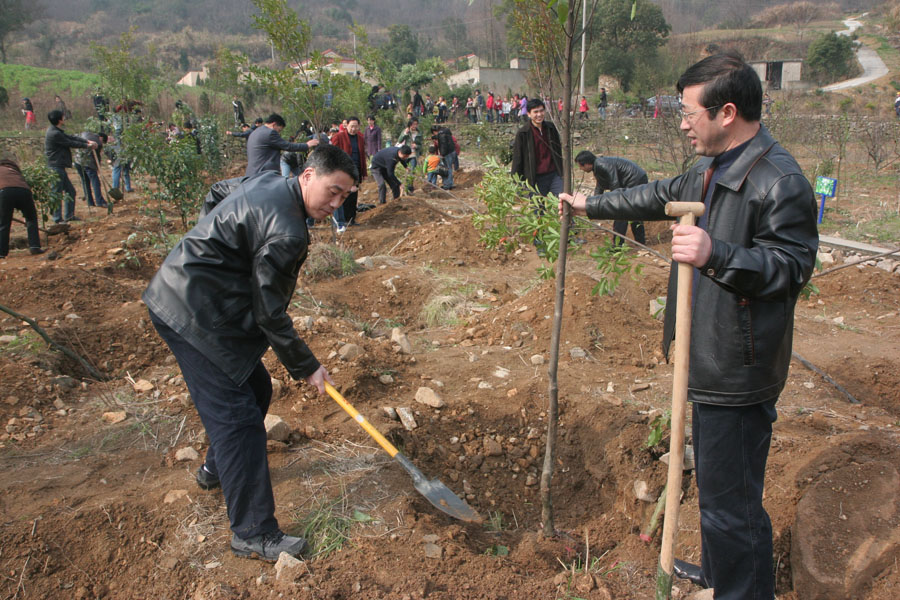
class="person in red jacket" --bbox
[330,116,367,230]
[486,92,495,123]
[579,96,589,120]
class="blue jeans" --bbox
[441,152,455,188]
[149,310,279,539]
[51,166,77,222]
[112,164,132,192]
[76,164,106,207]
[692,399,777,600]
[426,172,438,185]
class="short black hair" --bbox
[407,118,418,127]
[306,144,359,182]
[48,110,64,125]
[253,117,264,125]
[99,132,109,143]
[526,98,545,112]
[347,116,360,124]
[367,114,376,121]
[265,113,286,127]
[575,150,596,166]
[677,50,762,122]
[398,145,412,156]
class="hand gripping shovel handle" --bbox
[656,202,705,600]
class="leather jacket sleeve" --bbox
[251,236,320,379]
[702,173,817,301]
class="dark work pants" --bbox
[149,310,278,540]
[333,190,358,226]
[51,166,77,222]
[613,220,646,245]
[0,187,41,256]
[372,168,400,204]
[692,399,777,600]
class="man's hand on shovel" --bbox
[670,223,712,267]
[305,365,334,395]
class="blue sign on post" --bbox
[814,176,837,224]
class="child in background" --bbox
[425,146,441,186]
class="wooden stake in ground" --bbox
[656,201,705,599]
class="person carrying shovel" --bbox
[560,51,818,599]
[143,145,358,561]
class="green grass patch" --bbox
[302,243,360,280]
[290,495,372,559]
[0,331,46,356]
[0,63,102,100]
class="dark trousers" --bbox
[334,190,358,226]
[692,399,777,600]
[372,168,400,204]
[535,171,564,197]
[0,187,41,256]
[613,220,646,245]
[149,310,279,540]
[51,166,77,222]
[75,164,106,207]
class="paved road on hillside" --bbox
[821,14,889,91]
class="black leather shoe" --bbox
[29,248,46,255]
[231,531,307,561]
[673,559,710,588]
[195,465,220,490]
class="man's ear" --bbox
[720,103,739,126]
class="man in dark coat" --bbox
[331,116,367,229]
[510,98,563,197]
[143,145,358,562]
[245,113,319,176]
[575,150,647,246]
[431,124,456,190]
[45,110,97,223]
[561,52,818,599]
[370,145,411,205]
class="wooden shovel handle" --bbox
[325,382,399,458]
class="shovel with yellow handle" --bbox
[324,382,482,524]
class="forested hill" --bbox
[4,0,884,75]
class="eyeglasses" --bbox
[678,105,721,122]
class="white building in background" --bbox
[177,66,209,87]
[749,59,805,91]
[445,54,531,95]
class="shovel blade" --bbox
[395,453,482,523]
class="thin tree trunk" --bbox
[540,4,576,538]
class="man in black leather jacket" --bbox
[143,145,358,561]
[561,52,818,599]
[575,150,648,246]
[45,110,97,223]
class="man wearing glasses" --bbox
[560,51,818,599]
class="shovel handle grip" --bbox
[325,382,399,458]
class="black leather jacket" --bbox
[585,125,818,406]
[45,125,89,168]
[143,172,319,385]
[591,156,648,193]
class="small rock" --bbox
[270,378,283,399]
[574,573,596,593]
[630,383,651,393]
[264,414,291,442]
[876,259,896,273]
[422,534,439,543]
[379,374,394,384]
[415,387,445,408]
[832,316,844,325]
[477,381,493,390]
[396,407,418,430]
[525,474,538,486]
[274,552,305,581]
[660,445,695,471]
[483,437,503,457]
[5,396,20,406]
[175,447,200,462]
[633,480,656,502]
[816,251,835,266]
[685,589,714,600]
[423,543,442,559]
[0,335,16,344]
[102,411,127,424]
[391,328,414,354]
[492,366,510,378]
[530,354,545,365]
[163,489,189,504]
[339,343,363,361]
[52,376,78,389]
[606,382,615,392]
[569,347,587,359]
[506,388,518,398]
[355,256,374,269]
[65,313,81,320]
[603,394,622,407]
[382,406,398,420]
[133,379,154,392]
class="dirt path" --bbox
[0,170,897,599]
